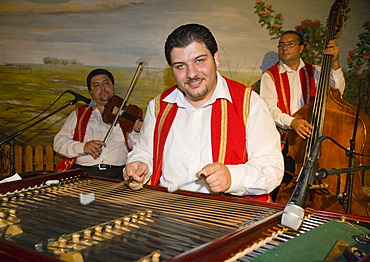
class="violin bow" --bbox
[103,61,144,143]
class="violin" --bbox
[102,95,143,133]
[101,62,144,143]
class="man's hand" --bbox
[133,119,143,133]
[83,140,106,159]
[323,39,340,70]
[196,163,231,193]
[290,118,313,139]
[123,161,149,190]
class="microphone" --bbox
[65,90,96,107]
[281,136,327,230]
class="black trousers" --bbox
[71,164,125,181]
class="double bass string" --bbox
[305,22,336,162]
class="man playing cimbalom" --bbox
[124,23,284,201]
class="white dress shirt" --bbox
[53,107,139,166]
[127,72,284,196]
[260,59,346,129]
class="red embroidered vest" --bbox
[266,62,316,149]
[55,105,93,171]
[266,62,316,115]
[55,105,131,171]
[151,77,271,202]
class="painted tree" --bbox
[254,1,325,65]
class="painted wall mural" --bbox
[0,0,369,146]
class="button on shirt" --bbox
[54,107,139,166]
[127,72,284,196]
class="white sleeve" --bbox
[226,92,284,195]
[260,72,294,129]
[53,110,86,158]
[126,99,155,177]
[127,129,140,149]
[313,65,346,94]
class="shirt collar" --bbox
[279,58,305,73]
[163,71,232,108]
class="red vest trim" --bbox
[210,78,249,165]
[266,62,316,115]
[55,105,93,171]
[152,86,178,186]
[55,105,130,171]
[150,78,270,201]
[266,62,316,150]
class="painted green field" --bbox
[0,64,260,146]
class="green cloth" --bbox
[251,220,370,262]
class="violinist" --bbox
[53,68,142,180]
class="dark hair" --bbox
[281,30,304,45]
[86,68,114,90]
[164,23,218,65]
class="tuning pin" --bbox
[152,252,161,262]
[82,229,97,246]
[8,209,20,223]
[70,233,83,251]
[92,226,104,241]
[114,219,130,232]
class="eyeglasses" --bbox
[277,42,301,48]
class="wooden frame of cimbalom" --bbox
[0,144,370,261]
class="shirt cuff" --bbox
[281,114,294,129]
[130,131,140,139]
[75,142,86,155]
[224,164,246,196]
[331,67,343,75]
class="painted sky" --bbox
[0,0,369,72]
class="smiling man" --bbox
[123,23,284,201]
[54,69,142,180]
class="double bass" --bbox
[278,0,370,216]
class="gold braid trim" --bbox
[218,99,228,164]
[154,102,174,162]
[218,88,251,163]
[267,64,289,115]
[154,94,161,118]
[243,87,251,126]
[302,67,310,104]
[277,67,290,115]
[76,106,91,141]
